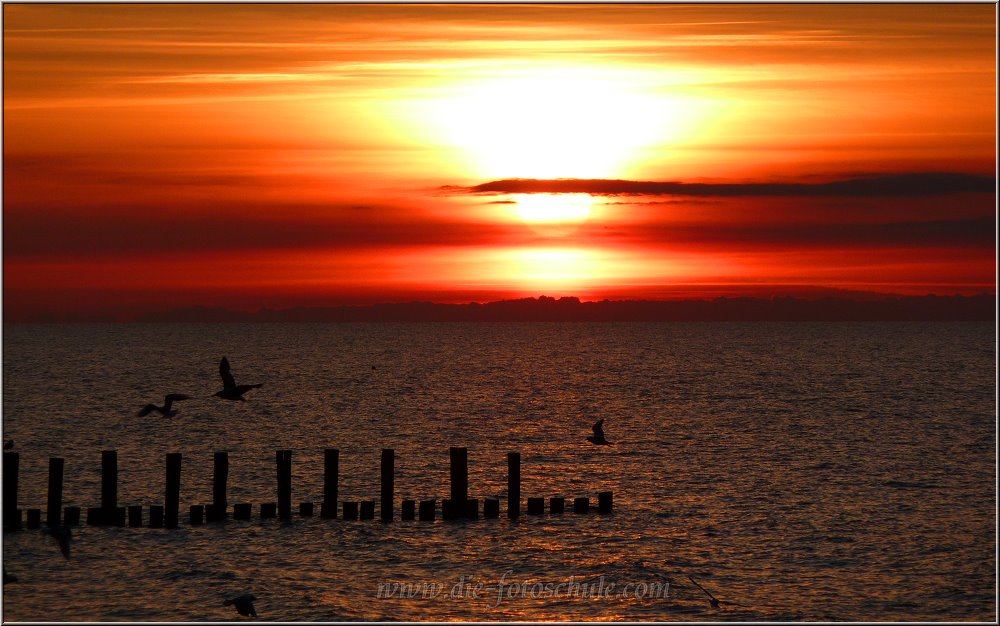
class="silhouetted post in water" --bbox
[465,499,479,520]
[442,499,457,520]
[527,497,544,515]
[277,450,292,520]
[380,449,394,522]
[101,450,118,525]
[3,452,20,531]
[113,506,126,526]
[484,498,500,519]
[46,457,65,527]
[86,508,101,525]
[64,507,81,526]
[299,502,313,516]
[598,491,614,514]
[549,497,565,514]
[260,503,277,519]
[128,505,143,527]
[418,500,435,521]
[165,453,182,529]
[573,497,590,514]
[450,447,468,519]
[360,500,375,520]
[507,452,520,519]
[401,500,415,520]
[212,451,228,522]
[322,448,339,519]
[190,504,204,525]
[148,505,164,528]
[343,501,359,520]
[26,509,41,529]
[233,503,252,520]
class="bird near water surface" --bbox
[224,593,258,617]
[587,418,613,445]
[136,394,191,417]
[215,357,262,401]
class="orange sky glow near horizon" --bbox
[2,4,996,321]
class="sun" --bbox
[512,193,593,223]
[427,65,679,180]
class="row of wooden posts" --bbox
[2,448,612,531]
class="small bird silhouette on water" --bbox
[587,418,613,445]
[215,357,262,401]
[687,575,747,609]
[4,440,14,450]
[136,394,191,417]
[224,593,258,617]
[43,525,72,559]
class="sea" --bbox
[1,321,995,621]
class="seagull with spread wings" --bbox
[136,394,191,417]
[214,357,262,401]
[587,418,613,445]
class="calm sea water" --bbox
[1,322,995,621]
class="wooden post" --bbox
[46,457,65,527]
[598,491,613,514]
[573,497,590,514]
[113,506,126,526]
[465,499,479,520]
[507,452,520,519]
[360,500,375,520]
[418,500,435,521]
[101,450,118,523]
[442,499,457,521]
[233,503,252,520]
[189,504,204,525]
[484,498,500,519]
[165,453,181,529]
[449,447,468,518]
[148,505,164,528]
[63,506,81,526]
[342,501,359,520]
[549,497,565,514]
[128,505,143,527]
[212,451,228,521]
[26,508,41,529]
[380,449,394,522]
[527,497,544,515]
[3,452,19,530]
[276,450,292,520]
[260,503,277,519]
[322,448,339,519]
[299,502,313,516]
[86,507,101,525]
[401,500,415,521]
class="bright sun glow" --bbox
[428,65,689,179]
[513,193,593,222]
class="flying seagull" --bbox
[215,357,262,401]
[43,525,72,559]
[587,418,613,445]
[136,394,191,417]
[224,593,258,617]
[687,575,748,609]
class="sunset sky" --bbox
[2,3,996,321]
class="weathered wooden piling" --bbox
[380,449,394,522]
[206,504,225,522]
[190,504,204,525]
[63,506,81,526]
[450,447,468,517]
[465,499,479,520]
[401,500,415,521]
[276,450,292,519]
[165,453,182,528]
[233,503,252,520]
[3,452,20,530]
[148,505,164,528]
[598,491,613,514]
[321,448,339,519]
[128,505,143,527]
[573,497,590,514]
[101,450,118,524]
[484,498,500,519]
[26,508,41,529]
[46,457,65,527]
[212,451,228,521]
[418,499,435,521]
[343,501,359,520]
[442,499,458,521]
[360,500,375,520]
[527,497,545,515]
[299,502,313,517]
[260,503,277,519]
[507,452,521,519]
[86,507,101,525]
[113,506,126,526]
[549,497,565,514]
